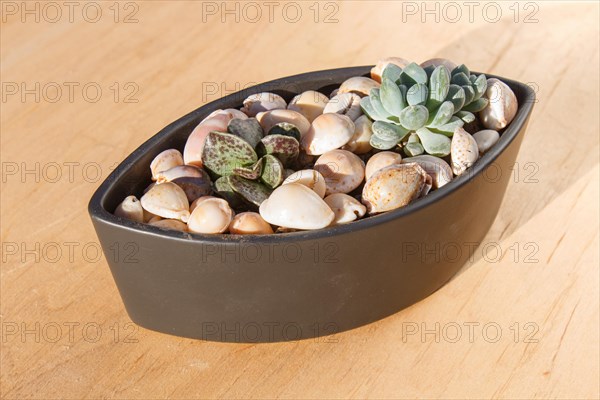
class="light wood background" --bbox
[1,1,598,398]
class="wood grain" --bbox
[1,1,598,398]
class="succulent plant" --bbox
[201,118,301,209]
[361,62,488,157]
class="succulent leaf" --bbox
[227,118,263,148]
[447,84,466,111]
[428,101,455,127]
[428,66,450,105]
[462,85,475,105]
[380,77,405,116]
[398,85,409,108]
[257,134,299,167]
[451,72,471,86]
[228,175,272,207]
[387,115,401,124]
[429,116,464,137]
[404,133,424,156]
[268,122,301,142]
[259,154,284,189]
[456,110,476,123]
[416,128,451,157]
[399,105,429,130]
[422,65,435,78]
[404,143,424,156]
[369,88,394,120]
[381,64,402,83]
[372,120,410,142]
[370,133,400,150]
[452,64,470,77]
[473,74,487,99]
[233,159,263,180]
[399,63,428,85]
[360,96,384,121]
[406,83,428,106]
[462,97,488,112]
[202,131,258,177]
[214,176,245,208]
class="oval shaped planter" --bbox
[89,66,536,342]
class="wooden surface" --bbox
[1,1,599,398]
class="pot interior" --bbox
[90,66,535,242]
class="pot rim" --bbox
[88,66,535,244]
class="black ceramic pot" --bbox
[89,66,535,342]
